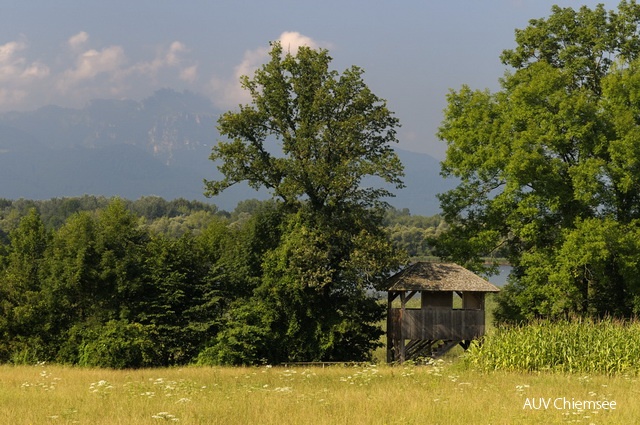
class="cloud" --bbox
[127,40,196,82]
[0,40,24,65]
[0,39,50,109]
[0,40,50,109]
[0,40,49,82]
[54,36,198,103]
[278,31,319,54]
[68,31,89,50]
[0,41,27,81]
[0,31,324,112]
[0,31,326,113]
[0,88,27,106]
[21,62,50,79]
[52,44,128,103]
[166,41,186,66]
[180,65,198,83]
[65,45,126,81]
[209,31,322,109]
[0,35,135,110]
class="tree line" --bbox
[0,197,443,367]
[0,196,445,257]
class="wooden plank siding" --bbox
[389,308,485,341]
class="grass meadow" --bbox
[4,295,640,424]
[2,361,639,424]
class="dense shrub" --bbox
[77,321,160,369]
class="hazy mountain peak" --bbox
[0,92,452,215]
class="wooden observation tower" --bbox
[386,262,500,363]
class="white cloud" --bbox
[180,64,198,83]
[50,36,201,107]
[21,62,50,79]
[0,40,25,64]
[0,31,303,112]
[68,31,89,50]
[0,40,48,81]
[209,31,322,109]
[63,45,126,81]
[0,41,26,81]
[278,31,319,54]
[166,41,186,66]
[0,31,325,112]
[0,39,50,109]
[81,46,124,79]
[53,42,130,104]
[127,40,196,83]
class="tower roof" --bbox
[387,262,500,292]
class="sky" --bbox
[0,0,622,159]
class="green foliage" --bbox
[0,209,50,361]
[258,211,387,360]
[205,41,403,210]
[203,42,404,364]
[137,233,225,365]
[76,320,160,369]
[39,212,101,348]
[0,44,447,365]
[204,206,392,366]
[436,1,640,322]
[0,198,237,367]
[0,195,221,237]
[467,318,640,375]
[0,193,447,367]
[196,300,274,366]
[384,208,447,258]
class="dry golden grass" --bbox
[2,361,639,424]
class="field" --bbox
[4,296,639,424]
[2,361,639,424]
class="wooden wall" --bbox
[388,308,485,341]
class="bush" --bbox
[76,320,160,369]
[7,338,52,365]
[196,302,272,366]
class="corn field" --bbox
[466,318,640,375]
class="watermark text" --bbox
[523,397,616,411]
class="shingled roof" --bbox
[387,262,500,292]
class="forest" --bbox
[0,195,444,368]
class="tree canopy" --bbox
[205,42,403,212]
[203,41,405,363]
[436,1,640,322]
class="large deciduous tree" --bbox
[205,42,403,212]
[436,1,640,322]
[203,42,405,363]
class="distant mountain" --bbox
[0,89,454,215]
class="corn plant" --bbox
[466,318,640,375]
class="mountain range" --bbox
[0,89,455,216]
